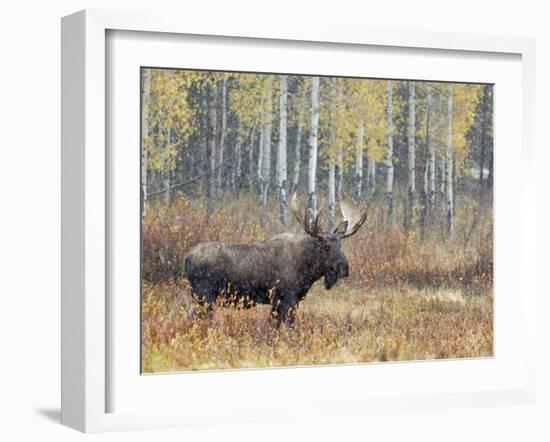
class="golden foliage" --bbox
[142,69,485,182]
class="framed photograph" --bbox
[61,9,537,432]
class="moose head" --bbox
[290,193,368,290]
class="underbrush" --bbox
[141,191,493,372]
[141,281,493,372]
[141,192,493,292]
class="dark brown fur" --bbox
[184,231,349,325]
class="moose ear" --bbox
[333,221,348,237]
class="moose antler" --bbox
[339,198,368,239]
[290,193,324,239]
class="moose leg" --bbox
[187,289,196,319]
[188,284,218,320]
[188,292,208,320]
[272,291,299,327]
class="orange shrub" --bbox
[142,192,493,292]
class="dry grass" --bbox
[141,281,492,372]
[141,191,493,372]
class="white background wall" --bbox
[0,1,547,441]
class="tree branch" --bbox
[145,163,223,200]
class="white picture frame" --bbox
[61,9,537,433]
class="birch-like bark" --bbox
[406,80,416,229]
[292,125,303,194]
[328,77,337,228]
[335,80,344,199]
[439,155,446,211]
[260,81,273,214]
[175,134,186,188]
[162,127,172,206]
[452,151,457,220]
[479,114,486,187]
[292,87,306,194]
[247,126,256,191]
[427,89,436,211]
[479,84,490,187]
[207,83,218,217]
[257,97,265,202]
[336,144,344,199]
[421,86,432,239]
[141,69,151,218]
[328,159,336,228]
[422,155,429,206]
[446,83,454,235]
[262,86,273,204]
[367,158,376,198]
[233,125,242,196]
[216,77,228,196]
[277,75,288,226]
[307,77,320,227]
[355,121,365,199]
[487,150,493,188]
[385,80,394,226]
[200,89,208,195]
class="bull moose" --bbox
[184,195,368,325]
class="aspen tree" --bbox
[141,68,151,217]
[307,77,320,227]
[217,77,228,196]
[277,75,288,226]
[385,80,394,226]
[327,78,337,228]
[405,80,416,230]
[207,82,218,216]
[446,83,454,235]
[292,83,306,194]
[355,121,364,199]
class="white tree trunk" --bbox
[328,159,336,228]
[406,80,416,229]
[292,87,306,194]
[216,77,228,196]
[233,126,242,194]
[248,125,256,190]
[355,121,365,199]
[423,92,430,201]
[141,69,151,218]
[307,77,320,226]
[367,158,376,197]
[335,80,344,199]
[446,83,454,235]
[438,93,445,212]
[421,87,432,238]
[162,126,172,206]
[328,77,337,227]
[336,144,343,199]
[427,89,436,211]
[277,75,288,226]
[386,80,394,226]
[257,97,265,201]
[207,84,218,217]
[261,82,273,211]
[479,84,491,187]
[439,155,446,210]
[200,90,208,195]
[292,124,303,194]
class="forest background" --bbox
[140,69,494,372]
